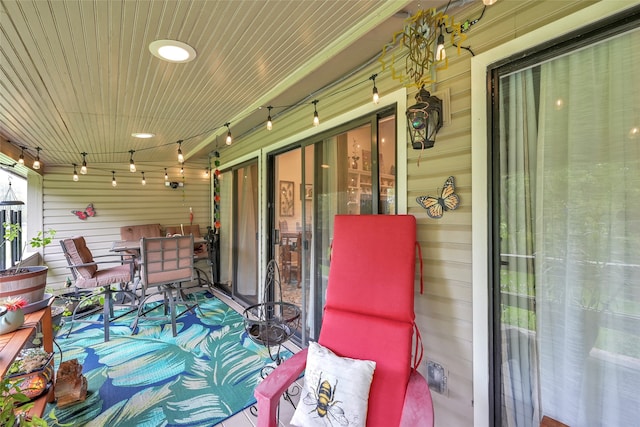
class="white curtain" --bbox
[236,163,258,297]
[535,29,640,426]
[500,68,541,427]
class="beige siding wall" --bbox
[42,161,210,290]
[216,2,604,426]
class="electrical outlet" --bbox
[427,360,448,395]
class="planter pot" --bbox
[0,266,48,304]
[0,308,25,335]
[7,351,55,400]
[57,290,101,320]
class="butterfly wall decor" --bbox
[416,176,460,219]
[72,203,96,220]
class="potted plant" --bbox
[0,297,27,335]
[0,223,56,304]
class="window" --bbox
[490,12,640,426]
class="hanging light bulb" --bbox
[18,146,25,165]
[177,140,184,163]
[312,100,320,127]
[225,123,232,145]
[370,74,379,104]
[80,152,88,174]
[72,164,79,181]
[33,147,41,170]
[266,106,273,131]
[436,30,446,61]
[129,150,136,172]
[180,162,184,175]
[204,167,210,178]
[164,167,169,181]
[111,171,117,187]
[483,0,498,5]
[141,171,146,185]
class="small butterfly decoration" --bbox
[416,176,460,219]
[72,203,96,220]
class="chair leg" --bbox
[168,286,177,337]
[103,289,112,342]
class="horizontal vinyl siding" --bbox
[42,161,210,290]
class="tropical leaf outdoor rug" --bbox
[45,294,292,426]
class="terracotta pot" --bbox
[0,266,48,304]
[0,308,25,335]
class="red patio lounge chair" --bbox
[254,214,434,427]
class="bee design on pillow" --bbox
[304,373,348,425]
[416,176,460,219]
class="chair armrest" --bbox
[400,369,434,427]
[254,348,308,427]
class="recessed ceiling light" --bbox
[149,40,196,63]
[132,132,155,139]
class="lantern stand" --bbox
[243,259,301,416]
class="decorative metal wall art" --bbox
[416,176,460,219]
[71,203,96,220]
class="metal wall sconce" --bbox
[406,86,443,149]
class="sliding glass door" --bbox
[218,159,259,305]
[268,108,397,344]
[491,16,640,426]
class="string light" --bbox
[80,152,88,174]
[111,171,117,187]
[129,150,136,172]
[13,71,401,166]
[436,27,446,61]
[33,147,41,170]
[204,167,210,178]
[177,140,184,163]
[225,123,232,145]
[164,168,169,180]
[266,106,273,131]
[312,100,320,127]
[370,74,379,104]
[141,171,146,185]
[72,164,79,181]
[180,162,184,175]
[18,146,25,164]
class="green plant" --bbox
[1,222,56,274]
[0,375,48,427]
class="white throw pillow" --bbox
[290,341,376,427]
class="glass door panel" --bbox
[217,160,259,304]
[218,169,233,295]
[234,161,259,305]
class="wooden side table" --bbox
[0,297,55,416]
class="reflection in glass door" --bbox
[218,159,259,305]
[270,146,314,343]
[268,109,396,344]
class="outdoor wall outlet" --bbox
[427,360,448,395]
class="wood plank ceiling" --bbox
[0,0,451,170]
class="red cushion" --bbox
[319,308,413,427]
[326,215,416,323]
[319,215,417,426]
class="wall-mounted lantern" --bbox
[406,86,443,149]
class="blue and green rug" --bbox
[45,294,292,426]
